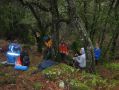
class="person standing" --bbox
[44,37,53,60]
[94,43,101,65]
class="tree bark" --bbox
[49,0,60,56]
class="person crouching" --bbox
[73,48,86,70]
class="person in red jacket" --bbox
[59,41,69,61]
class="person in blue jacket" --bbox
[94,43,101,65]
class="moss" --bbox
[42,64,76,80]
[33,82,43,90]
[69,79,91,90]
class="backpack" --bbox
[22,56,30,66]
[20,51,30,66]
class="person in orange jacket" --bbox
[59,41,69,61]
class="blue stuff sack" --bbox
[14,65,28,71]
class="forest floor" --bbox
[0,51,119,90]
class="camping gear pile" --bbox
[0,43,29,71]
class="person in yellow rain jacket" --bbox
[44,38,54,59]
[44,38,53,48]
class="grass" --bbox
[104,63,119,71]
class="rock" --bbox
[59,80,65,88]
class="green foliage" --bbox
[0,1,36,43]
[65,55,73,65]
[55,53,73,64]
[19,10,36,26]
[104,63,119,71]
[71,41,79,52]
[27,33,36,45]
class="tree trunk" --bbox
[50,0,60,56]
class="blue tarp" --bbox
[38,60,57,70]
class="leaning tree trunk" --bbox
[66,0,95,72]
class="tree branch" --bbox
[30,2,51,12]
[18,0,50,12]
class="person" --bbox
[8,40,21,53]
[20,47,30,67]
[73,48,86,70]
[44,38,53,48]
[72,51,81,68]
[43,37,54,60]
[59,41,69,62]
[31,55,57,75]
[94,43,101,65]
[6,39,21,64]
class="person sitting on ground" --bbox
[94,43,101,65]
[72,51,81,68]
[59,40,69,62]
[31,55,57,75]
[73,48,86,70]
[20,47,30,67]
[8,39,21,54]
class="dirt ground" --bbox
[0,51,119,90]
